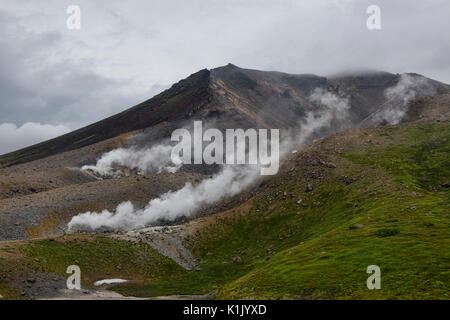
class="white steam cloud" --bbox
[281,88,351,151]
[69,165,260,231]
[82,143,182,177]
[68,88,351,232]
[309,88,350,122]
[368,74,436,125]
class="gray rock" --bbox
[233,256,242,263]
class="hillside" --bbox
[0,106,448,299]
[109,115,449,300]
[0,65,448,300]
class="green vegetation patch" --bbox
[21,236,182,286]
[0,235,182,298]
[2,123,448,300]
[120,123,449,299]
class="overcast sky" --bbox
[0,0,449,154]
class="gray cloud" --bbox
[0,0,449,152]
[0,7,154,129]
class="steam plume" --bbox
[368,74,436,125]
[281,88,351,152]
[68,88,351,232]
[68,165,259,231]
[82,143,181,177]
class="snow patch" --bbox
[93,279,129,286]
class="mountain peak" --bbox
[225,62,239,68]
[1,64,448,167]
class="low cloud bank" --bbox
[68,89,351,232]
[0,122,70,155]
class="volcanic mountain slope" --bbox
[0,65,449,299]
[0,70,212,167]
[0,95,448,299]
[2,64,449,168]
[0,65,449,242]
[107,96,448,300]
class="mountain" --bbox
[0,64,449,299]
[0,64,449,239]
[2,64,448,167]
[1,101,449,299]
[0,69,211,167]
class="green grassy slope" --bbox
[216,123,449,299]
[0,235,182,299]
[1,122,448,300]
[115,122,449,299]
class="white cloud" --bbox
[0,122,70,155]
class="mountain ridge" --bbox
[2,64,449,167]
